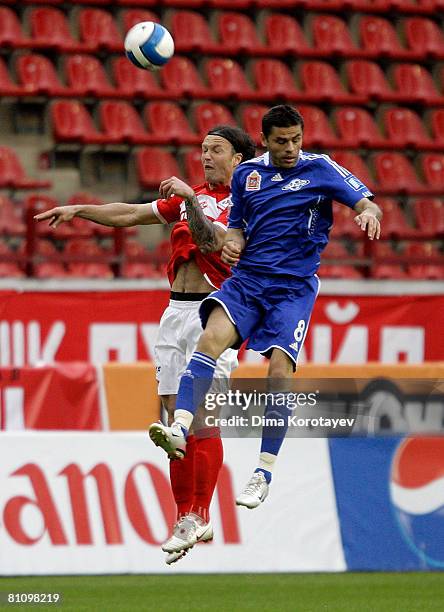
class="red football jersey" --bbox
[152,183,231,289]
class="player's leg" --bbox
[161,394,196,518]
[151,306,239,460]
[236,275,320,508]
[236,349,294,508]
[187,346,237,525]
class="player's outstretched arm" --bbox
[354,198,382,240]
[34,202,160,229]
[222,228,245,266]
[159,176,225,254]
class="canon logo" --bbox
[3,462,240,547]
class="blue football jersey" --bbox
[228,150,373,277]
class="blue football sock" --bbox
[258,393,292,472]
[175,352,217,425]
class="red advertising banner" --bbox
[0,290,441,364]
[0,364,101,431]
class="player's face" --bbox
[201,135,241,186]
[261,125,303,169]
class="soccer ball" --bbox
[124,22,174,71]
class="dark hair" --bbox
[262,105,304,138]
[206,125,256,162]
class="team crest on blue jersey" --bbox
[282,178,310,192]
[246,170,262,191]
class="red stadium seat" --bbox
[392,64,442,105]
[346,60,395,101]
[311,15,358,57]
[112,57,164,99]
[65,55,116,97]
[330,202,364,240]
[404,18,444,58]
[376,197,416,238]
[383,108,432,149]
[322,240,349,259]
[413,198,444,238]
[210,0,253,7]
[359,17,406,59]
[430,109,444,145]
[252,59,300,101]
[422,154,444,192]
[205,59,254,100]
[0,58,19,96]
[370,241,407,280]
[99,101,152,145]
[163,0,206,7]
[373,152,423,194]
[183,148,205,186]
[0,241,25,278]
[144,102,199,145]
[51,101,108,144]
[301,62,357,104]
[0,6,30,48]
[122,261,159,279]
[405,242,444,280]
[66,239,113,279]
[318,264,363,279]
[335,107,385,148]
[0,147,51,190]
[255,0,302,7]
[297,105,338,148]
[160,56,208,98]
[0,196,26,235]
[29,7,84,52]
[16,54,66,96]
[79,9,123,52]
[121,10,159,33]
[263,14,310,57]
[333,152,376,192]
[240,104,268,142]
[33,241,67,279]
[193,103,236,138]
[171,11,217,54]
[122,240,160,279]
[216,12,263,55]
[117,0,158,6]
[136,149,181,190]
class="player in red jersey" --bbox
[35,126,256,564]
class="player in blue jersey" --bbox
[149,105,382,523]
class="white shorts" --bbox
[155,298,239,396]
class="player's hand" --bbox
[354,211,381,240]
[222,240,242,266]
[159,176,195,200]
[33,206,77,228]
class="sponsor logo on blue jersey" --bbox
[282,178,310,192]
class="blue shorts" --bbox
[200,267,320,368]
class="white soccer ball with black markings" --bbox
[124,22,174,71]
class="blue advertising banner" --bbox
[329,436,444,571]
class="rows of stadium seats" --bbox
[0,0,442,279]
[1,7,444,59]
[0,193,440,240]
[1,1,444,15]
[50,100,444,150]
[320,239,444,279]
[2,52,444,106]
